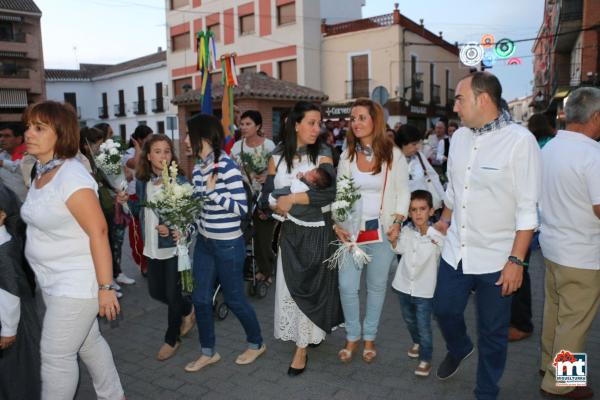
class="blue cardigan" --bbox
[128,175,188,249]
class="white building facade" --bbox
[45,50,180,140]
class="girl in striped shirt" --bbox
[182,114,265,373]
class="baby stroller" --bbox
[242,182,270,299]
[212,283,229,320]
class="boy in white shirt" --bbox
[390,190,445,377]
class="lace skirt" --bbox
[274,250,326,347]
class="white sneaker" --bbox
[111,281,122,291]
[115,290,123,299]
[115,273,135,285]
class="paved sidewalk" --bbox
[75,247,600,399]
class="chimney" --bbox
[321,18,327,34]
[157,46,162,52]
[420,19,424,27]
[393,3,400,24]
[439,31,443,39]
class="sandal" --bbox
[338,341,358,363]
[362,342,377,363]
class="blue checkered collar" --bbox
[471,110,513,136]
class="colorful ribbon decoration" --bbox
[221,53,238,149]
[196,30,217,112]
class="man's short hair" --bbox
[463,71,503,110]
[0,122,25,137]
[410,189,433,209]
[565,87,600,125]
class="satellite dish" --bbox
[371,86,389,105]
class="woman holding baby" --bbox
[260,101,343,377]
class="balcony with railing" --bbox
[447,88,455,108]
[345,79,371,99]
[0,31,26,43]
[151,97,165,113]
[431,84,441,104]
[0,68,29,79]
[323,13,394,36]
[114,103,126,117]
[133,100,146,115]
[98,106,109,119]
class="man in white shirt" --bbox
[432,72,541,399]
[538,87,600,400]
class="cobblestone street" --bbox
[73,246,600,400]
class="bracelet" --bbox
[508,256,528,267]
[99,284,115,291]
[393,216,405,225]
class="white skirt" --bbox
[273,250,326,347]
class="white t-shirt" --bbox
[230,137,276,161]
[143,181,176,260]
[540,130,600,270]
[21,158,100,298]
[351,162,384,221]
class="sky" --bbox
[36,0,544,101]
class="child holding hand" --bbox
[391,190,445,377]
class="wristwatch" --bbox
[99,284,115,291]
[508,256,528,267]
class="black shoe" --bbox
[308,342,321,348]
[287,355,308,377]
[436,348,474,380]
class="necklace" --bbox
[35,158,65,180]
[355,142,374,162]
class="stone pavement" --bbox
[75,247,600,400]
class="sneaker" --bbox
[408,343,420,359]
[415,361,432,377]
[436,348,474,380]
[111,281,122,291]
[115,273,135,285]
[115,291,123,299]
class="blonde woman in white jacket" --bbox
[334,99,410,363]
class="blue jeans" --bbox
[398,292,433,362]
[433,258,512,400]
[191,235,263,356]
[338,237,395,341]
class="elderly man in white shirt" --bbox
[432,72,541,400]
[538,87,600,400]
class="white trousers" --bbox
[41,294,123,400]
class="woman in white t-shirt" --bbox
[20,101,124,400]
[334,99,410,364]
[230,110,276,283]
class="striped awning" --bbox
[0,15,22,22]
[0,89,27,108]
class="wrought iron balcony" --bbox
[114,104,126,117]
[151,98,165,113]
[133,100,146,115]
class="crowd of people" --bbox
[0,71,598,400]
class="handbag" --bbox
[416,152,443,209]
[355,166,388,244]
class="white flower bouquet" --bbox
[144,160,203,293]
[326,175,372,269]
[238,147,270,175]
[94,138,129,213]
[95,139,123,176]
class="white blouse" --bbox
[350,162,384,221]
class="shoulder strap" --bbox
[415,152,430,177]
[379,165,389,212]
[444,138,450,157]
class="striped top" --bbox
[190,152,248,240]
